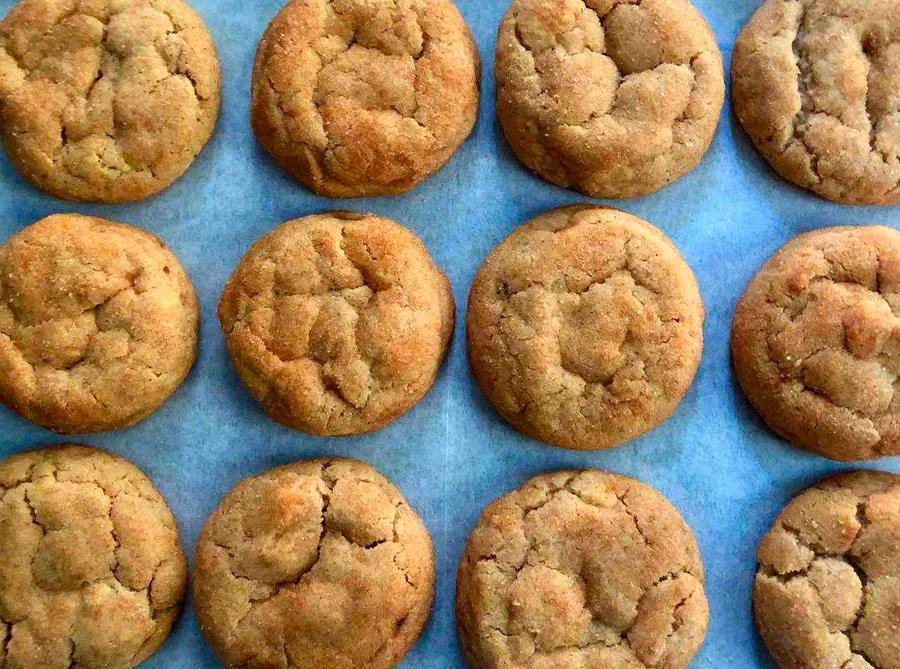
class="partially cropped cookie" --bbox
[0,214,199,434]
[732,226,900,461]
[0,0,220,203]
[218,211,454,436]
[733,0,900,204]
[195,458,434,669]
[251,0,480,198]
[467,206,704,451]
[495,0,724,198]
[755,471,900,669]
[0,445,188,669]
[456,470,709,669]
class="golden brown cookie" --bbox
[0,445,188,669]
[754,471,900,669]
[732,226,900,462]
[456,469,709,669]
[495,0,724,199]
[218,211,454,436]
[0,213,199,434]
[733,0,900,205]
[467,206,704,451]
[251,0,480,198]
[194,458,434,669]
[0,0,221,203]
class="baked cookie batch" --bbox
[0,1,896,669]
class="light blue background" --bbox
[0,1,897,667]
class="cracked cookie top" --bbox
[0,445,188,669]
[455,470,709,669]
[194,458,434,669]
[218,211,454,436]
[732,226,900,461]
[467,206,704,451]
[250,0,480,198]
[733,0,900,204]
[495,0,724,199]
[754,471,900,669]
[0,0,220,203]
[0,213,199,434]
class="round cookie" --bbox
[732,226,900,461]
[456,469,709,669]
[0,213,199,434]
[0,0,221,203]
[194,458,434,669]
[218,211,454,436]
[754,471,900,669]
[251,0,480,198]
[733,0,900,205]
[467,205,704,451]
[0,445,188,669]
[495,0,724,199]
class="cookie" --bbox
[456,469,709,669]
[495,0,724,199]
[194,458,434,669]
[732,226,900,461]
[754,471,900,669]
[467,206,704,451]
[218,211,454,436]
[0,213,199,434]
[0,0,220,203]
[0,445,188,669]
[251,0,480,198]
[733,0,900,204]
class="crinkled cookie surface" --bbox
[495,0,724,198]
[251,0,480,197]
[733,0,900,204]
[456,470,709,669]
[467,206,704,451]
[194,458,434,669]
[218,211,454,436]
[0,213,199,434]
[754,471,900,669]
[0,445,188,669]
[0,0,220,202]
[732,226,900,461]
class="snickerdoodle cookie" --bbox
[495,0,724,199]
[218,211,454,436]
[0,213,199,434]
[467,206,704,451]
[456,469,709,669]
[194,458,434,669]
[251,0,480,198]
[0,0,220,203]
[733,0,900,204]
[732,226,900,461]
[0,445,188,669]
[754,471,900,669]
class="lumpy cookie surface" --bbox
[456,470,709,669]
[732,226,900,461]
[194,458,434,669]
[495,0,724,198]
[0,0,220,203]
[0,445,188,669]
[467,206,704,451]
[754,471,900,669]
[251,0,480,198]
[0,213,199,434]
[218,211,454,436]
[733,0,900,204]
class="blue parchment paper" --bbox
[0,1,898,667]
